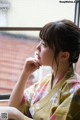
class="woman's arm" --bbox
[8,58,40,109]
[8,71,29,109]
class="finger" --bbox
[33,60,40,69]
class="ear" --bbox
[59,51,70,61]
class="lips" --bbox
[35,53,40,59]
[34,52,40,60]
[35,52,41,66]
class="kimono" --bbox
[19,67,80,120]
[66,88,80,120]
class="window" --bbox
[7,0,75,27]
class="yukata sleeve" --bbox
[19,83,38,116]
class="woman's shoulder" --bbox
[65,72,80,84]
[60,73,80,102]
[61,72,80,95]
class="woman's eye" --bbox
[41,41,47,47]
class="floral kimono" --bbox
[19,67,80,120]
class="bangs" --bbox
[39,22,54,48]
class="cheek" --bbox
[41,50,53,65]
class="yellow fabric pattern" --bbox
[20,70,80,120]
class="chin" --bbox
[41,63,50,66]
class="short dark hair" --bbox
[39,19,80,63]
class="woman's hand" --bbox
[22,57,41,77]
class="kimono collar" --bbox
[51,65,74,89]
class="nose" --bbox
[36,42,41,51]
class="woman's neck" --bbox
[52,63,73,87]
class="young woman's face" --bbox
[35,40,54,66]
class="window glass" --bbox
[7,0,75,27]
[0,31,39,94]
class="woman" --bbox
[0,19,80,120]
